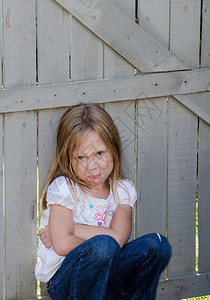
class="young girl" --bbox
[35,103,171,300]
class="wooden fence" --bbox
[0,0,210,299]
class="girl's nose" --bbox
[87,157,98,170]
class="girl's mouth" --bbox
[89,174,101,179]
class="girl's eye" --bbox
[97,151,104,156]
[78,156,85,160]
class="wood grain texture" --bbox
[37,0,70,84]
[104,0,134,78]
[38,108,67,197]
[174,92,210,125]
[0,0,2,86]
[201,0,210,67]
[138,0,170,280]
[4,111,37,299]
[0,114,4,300]
[157,272,210,299]
[137,98,167,237]
[198,119,210,273]
[2,1,37,298]
[71,17,103,81]
[0,68,210,114]
[138,0,170,49]
[105,101,136,183]
[170,0,200,68]
[167,97,198,278]
[55,0,188,72]
[0,3,4,293]
[3,0,36,87]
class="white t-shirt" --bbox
[35,176,138,282]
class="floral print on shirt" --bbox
[79,203,115,226]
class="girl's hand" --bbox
[39,226,52,249]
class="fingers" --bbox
[41,235,52,248]
[42,238,52,249]
[39,228,45,238]
[39,226,52,249]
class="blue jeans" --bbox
[47,233,171,300]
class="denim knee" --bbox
[87,235,121,264]
[148,233,171,265]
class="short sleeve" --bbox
[46,176,75,210]
[116,180,138,209]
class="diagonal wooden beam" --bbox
[173,92,210,125]
[55,0,189,73]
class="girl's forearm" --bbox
[39,224,86,256]
[52,233,85,256]
[74,224,125,248]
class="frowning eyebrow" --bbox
[77,148,106,157]
[73,142,107,154]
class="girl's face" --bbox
[72,131,114,192]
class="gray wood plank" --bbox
[71,17,103,81]
[198,119,210,273]
[0,68,210,114]
[157,272,210,300]
[105,101,136,184]
[38,108,67,196]
[170,0,200,68]
[0,4,4,294]
[137,97,167,237]
[174,92,210,125]
[110,0,135,19]
[0,0,2,87]
[2,0,36,87]
[103,0,135,171]
[167,97,198,278]
[4,111,37,299]
[138,0,170,49]
[104,43,134,78]
[201,0,210,67]
[37,0,70,84]
[0,114,4,300]
[55,0,188,73]
[37,0,70,205]
[138,0,170,280]
[3,1,37,298]
[104,0,134,78]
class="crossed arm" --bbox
[39,204,132,256]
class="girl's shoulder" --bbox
[115,178,139,206]
[46,176,78,209]
[116,178,137,194]
[48,176,71,191]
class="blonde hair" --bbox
[40,103,124,215]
